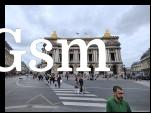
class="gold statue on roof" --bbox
[51,31,57,39]
[104,29,111,38]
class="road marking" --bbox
[59,97,106,101]
[40,95,54,105]
[32,105,58,109]
[54,90,90,93]
[133,110,150,112]
[16,79,49,88]
[5,105,28,109]
[62,102,106,107]
[26,94,53,105]
[26,95,41,104]
[86,87,150,90]
[56,93,96,96]
[52,88,76,90]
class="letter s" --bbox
[29,39,53,72]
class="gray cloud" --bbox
[115,5,150,35]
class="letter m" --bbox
[57,39,110,72]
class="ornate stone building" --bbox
[41,30,123,76]
[131,48,150,76]
[5,41,15,75]
[140,48,150,76]
[5,41,14,67]
[5,41,29,76]
[131,61,142,73]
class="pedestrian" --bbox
[79,76,84,94]
[40,75,43,80]
[57,75,61,88]
[67,74,69,80]
[45,74,49,83]
[52,74,55,84]
[54,76,57,87]
[75,77,79,94]
[49,74,52,84]
[65,72,69,80]
[106,86,132,112]
[38,74,41,81]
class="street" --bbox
[5,75,150,112]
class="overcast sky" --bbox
[5,5,150,68]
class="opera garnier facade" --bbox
[41,30,123,76]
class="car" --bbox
[135,73,144,80]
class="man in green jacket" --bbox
[106,86,132,112]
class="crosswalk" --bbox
[51,83,107,108]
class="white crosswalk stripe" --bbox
[54,90,90,93]
[56,93,96,96]
[62,102,106,107]
[59,97,107,101]
[53,88,73,91]
[52,84,107,108]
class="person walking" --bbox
[79,76,84,94]
[75,76,79,94]
[106,86,132,112]
[52,74,55,84]
[65,72,69,80]
[49,74,52,84]
[45,74,49,83]
[57,75,61,88]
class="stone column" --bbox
[95,50,97,62]
[93,50,95,62]
[54,49,59,63]
[78,53,79,63]
[115,49,118,62]
[73,50,75,63]
[106,48,108,62]
[53,49,56,62]
[118,49,121,62]
[119,49,122,62]
[108,49,110,62]
[75,49,78,63]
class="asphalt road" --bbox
[5,75,150,112]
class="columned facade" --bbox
[41,31,123,76]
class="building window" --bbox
[111,53,115,61]
[89,54,92,62]
[78,54,80,62]
[70,54,73,62]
